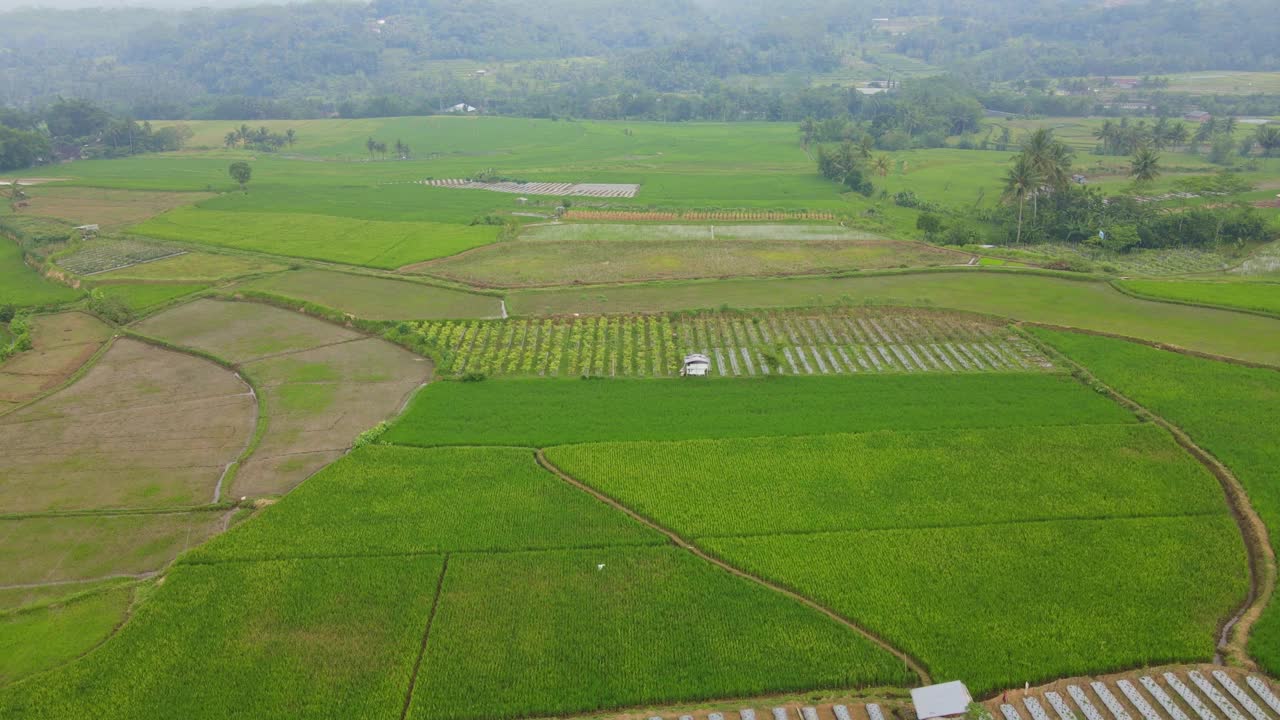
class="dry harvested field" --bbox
[135,299,431,496]
[0,312,112,410]
[234,269,504,320]
[16,187,212,230]
[520,223,887,243]
[0,511,225,585]
[133,299,361,363]
[420,179,640,198]
[0,338,256,512]
[564,209,836,221]
[422,238,965,287]
[409,308,1051,378]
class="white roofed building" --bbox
[912,681,974,720]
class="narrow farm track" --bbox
[1020,329,1277,670]
[0,572,158,591]
[534,450,932,685]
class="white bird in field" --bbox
[597,564,605,571]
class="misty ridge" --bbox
[0,0,1276,122]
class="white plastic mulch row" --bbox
[802,707,820,720]
[420,178,639,197]
[1117,679,1163,720]
[1190,671,1248,720]
[833,706,853,720]
[1004,704,1026,720]
[1212,672,1272,720]
[1025,697,1055,720]
[773,708,789,720]
[1141,676,1193,720]
[1165,672,1221,720]
[1047,691,1080,720]
[1069,685,1108,720]
[1092,681,1134,720]
[1247,677,1280,715]
[867,703,886,720]
[741,710,757,720]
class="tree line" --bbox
[0,98,194,172]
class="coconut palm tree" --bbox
[285,129,296,147]
[873,155,890,177]
[1130,146,1161,185]
[224,131,238,149]
[1002,153,1043,244]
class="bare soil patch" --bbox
[0,338,255,512]
[132,299,360,363]
[0,512,224,585]
[0,312,111,407]
[234,337,429,496]
[15,187,213,230]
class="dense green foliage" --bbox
[0,556,445,718]
[385,373,1133,448]
[411,547,912,720]
[1117,279,1280,316]
[190,446,661,561]
[1031,328,1280,674]
[706,515,1247,695]
[0,241,81,308]
[2,0,1277,123]
[547,424,1221,538]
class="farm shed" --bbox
[912,680,973,720]
[680,353,711,377]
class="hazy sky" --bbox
[0,0,293,9]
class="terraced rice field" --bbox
[408,309,1051,378]
[133,299,431,496]
[0,338,256,512]
[55,237,185,276]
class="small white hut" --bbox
[680,353,711,377]
[912,681,973,720]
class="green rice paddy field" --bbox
[1032,328,1280,675]
[5,114,1280,718]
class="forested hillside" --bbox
[0,0,1277,120]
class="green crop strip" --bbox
[1031,327,1280,675]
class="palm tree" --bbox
[224,131,238,149]
[1255,124,1280,157]
[366,137,377,159]
[285,129,296,147]
[1130,146,1161,184]
[1221,116,1239,137]
[1002,153,1043,244]
[857,135,874,160]
[873,155,890,177]
[1094,120,1115,154]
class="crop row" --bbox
[564,209,836,222]
[57,238,185,276]
[405,309,1051,378]
[1001,672,1280,720]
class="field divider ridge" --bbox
[533,449,933,685]
[689,509,1234,542]
[401,553,449,720]
[1018,325,1277,671]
